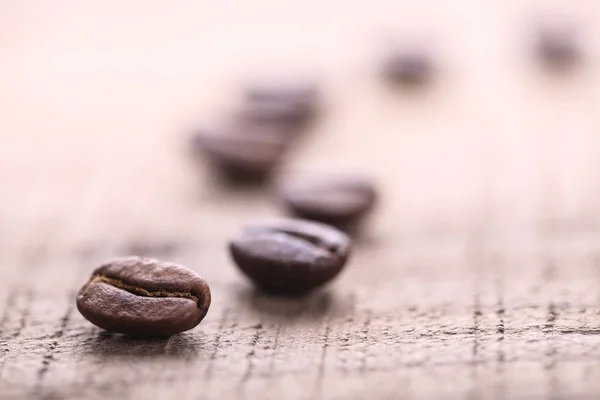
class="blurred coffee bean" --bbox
[239,100,314,129]
[190,124,289,181]
[245,80,319,109]
[242,80,320,126]
[536,26,580,68]
[382,50,432,85]
[278,176,377,230]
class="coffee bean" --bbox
[77,256,211,336]
[278,176,377,229]
[536,27,580,68]
[382,50,432,85]
[242,80,319,126]
[239,100,315,129]
[191,124,289,181]
[245,80,319,109]
[229,218,351,294]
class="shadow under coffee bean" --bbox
[229,218,351,295]
[83,331,204,359]
[233,285,355,322]
[76,256,211,336]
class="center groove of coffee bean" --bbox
[89,275,200,305]
[262,229,342,256]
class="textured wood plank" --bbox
[2,1,600,399]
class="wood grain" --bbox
[2,1,600,399]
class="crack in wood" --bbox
[467,227,487,400]
[204,308,229,380]
[359,311,371,374]
[14,291,32,340]
[559,329,600,335]
[495,301,506,361]
[542,261,560,399]
[267,324,281,375]
[213,354,600,379]
[311,317,331,400]
[238,324,263,389]
[492,255,506,365]
[0,290,33,382]
[0,291,16,337]
[33,301,74,394]
[490,254,507,400]
[0,291,15,385]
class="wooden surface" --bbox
[3,1,600,399]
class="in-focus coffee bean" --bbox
[241,80,319,126]
[382,50,432,85]
[77,256,211,336]
[278,176,377,229]
[191,124,289,181]
[229,218,351,294]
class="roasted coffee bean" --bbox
[382,50,432,85]
[191,124,289,181]
[242,80,319,126]
[77,256,211,336]
[239,100,314,129]
[244,80,319,110]
[229,218,351,294]
[536,27,580,68]
[278,176,377,229]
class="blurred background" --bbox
[4,3,600,398]
[2,0,600,277]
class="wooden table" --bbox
[2,1,600,399]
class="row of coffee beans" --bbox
[77,78,375,336]
[191,80,378,227]
[191,81,319,181]
[75,23,580,336]
[76,218,352,336]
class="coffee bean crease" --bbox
[229,218,351,294]
[87,275,200,305]
[244,227,342,256]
